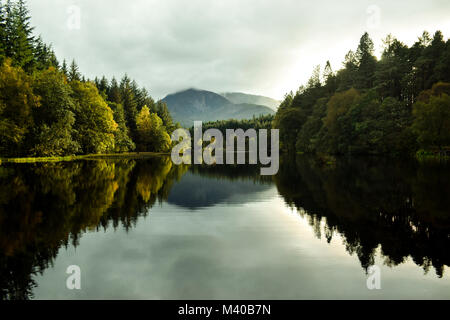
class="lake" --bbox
[0,155,449,299]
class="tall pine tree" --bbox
[355,32,377,89]
[0,0,6,62]
[68,59,81,81]
[120,75,139,140]
[6,0,35,70]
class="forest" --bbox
[273,31,450,157]
[2,0,449,160]
[0,0,177,158]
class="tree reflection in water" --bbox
[0,155,448,299]
[275,156,450,278]
[0,157,188,300]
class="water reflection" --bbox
[0,158,188,299]
[275,156,450,277]
[167,165,272,209]
[0,155,449,299]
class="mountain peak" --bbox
[162,89,274,127]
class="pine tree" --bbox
[323,61,333,83]
[156,100,174,132]
[323,60,337,94]
[110,102,135,152]
[120,75,139,140]
[307,65,321,88]
[107,77,121,103]
[97,76,108,95]
[355,32,377,89]
[33,35,58,70]
[68,59,81,81]
[0,0,6,62]
[61,59,68,77]
[7,0,35,70]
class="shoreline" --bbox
[0,152,170,164]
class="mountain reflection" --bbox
[275,155,450,277]
[0,157,187,300]
[167,165,272,209]
[0,155,449,299]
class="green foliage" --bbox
[4,0,35,71]
[31,67,80,156]
[0,59,40,156]
[70,81,118,154]
[413,85,450,151]
[0,0,176,158]
[156,100,175,133]
[0,1,6,62]
[273,31,450,156]
[110,102,135,152]
[136,106,171,152]
[119,75,139,140]
[355,32,377,89]
[200,114,274,132]
[68,59,81,82]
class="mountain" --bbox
[221,92,280,110]
[162,89,275,127]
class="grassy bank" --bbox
[0,152,170,164]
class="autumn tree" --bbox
[0,59,40,156]
[136,105,171,152]
[70,81,117,154]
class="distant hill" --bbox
[221,92,280,110]
[162,89,275,127]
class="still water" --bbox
[0,156,449,299]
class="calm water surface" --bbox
[0,156,449,299]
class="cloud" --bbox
[28,0,450,99]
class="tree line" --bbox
[0,0,177,158]
[273,31,450,156]
[196,114,274,132]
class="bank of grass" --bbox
[415,149,450,162]
[0,152,170,164]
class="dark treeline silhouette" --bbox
[0,157,188,299]
[1,155,449,299]
[0,0,176,158]
[275,155,450,276]
[188,114,275,153]
[197,114,274,133]
[273,32,450,156]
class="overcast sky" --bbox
[28,0,450,100]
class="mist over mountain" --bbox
[221,92,280,110]
[162,89,275,127]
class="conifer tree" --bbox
[68,59,81,81]
[108,77,121,104]
[120,75,139,139]
[7,0,35,70]
[0,0,6,62]
[61,59,68,77]
[355,32,377,89]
